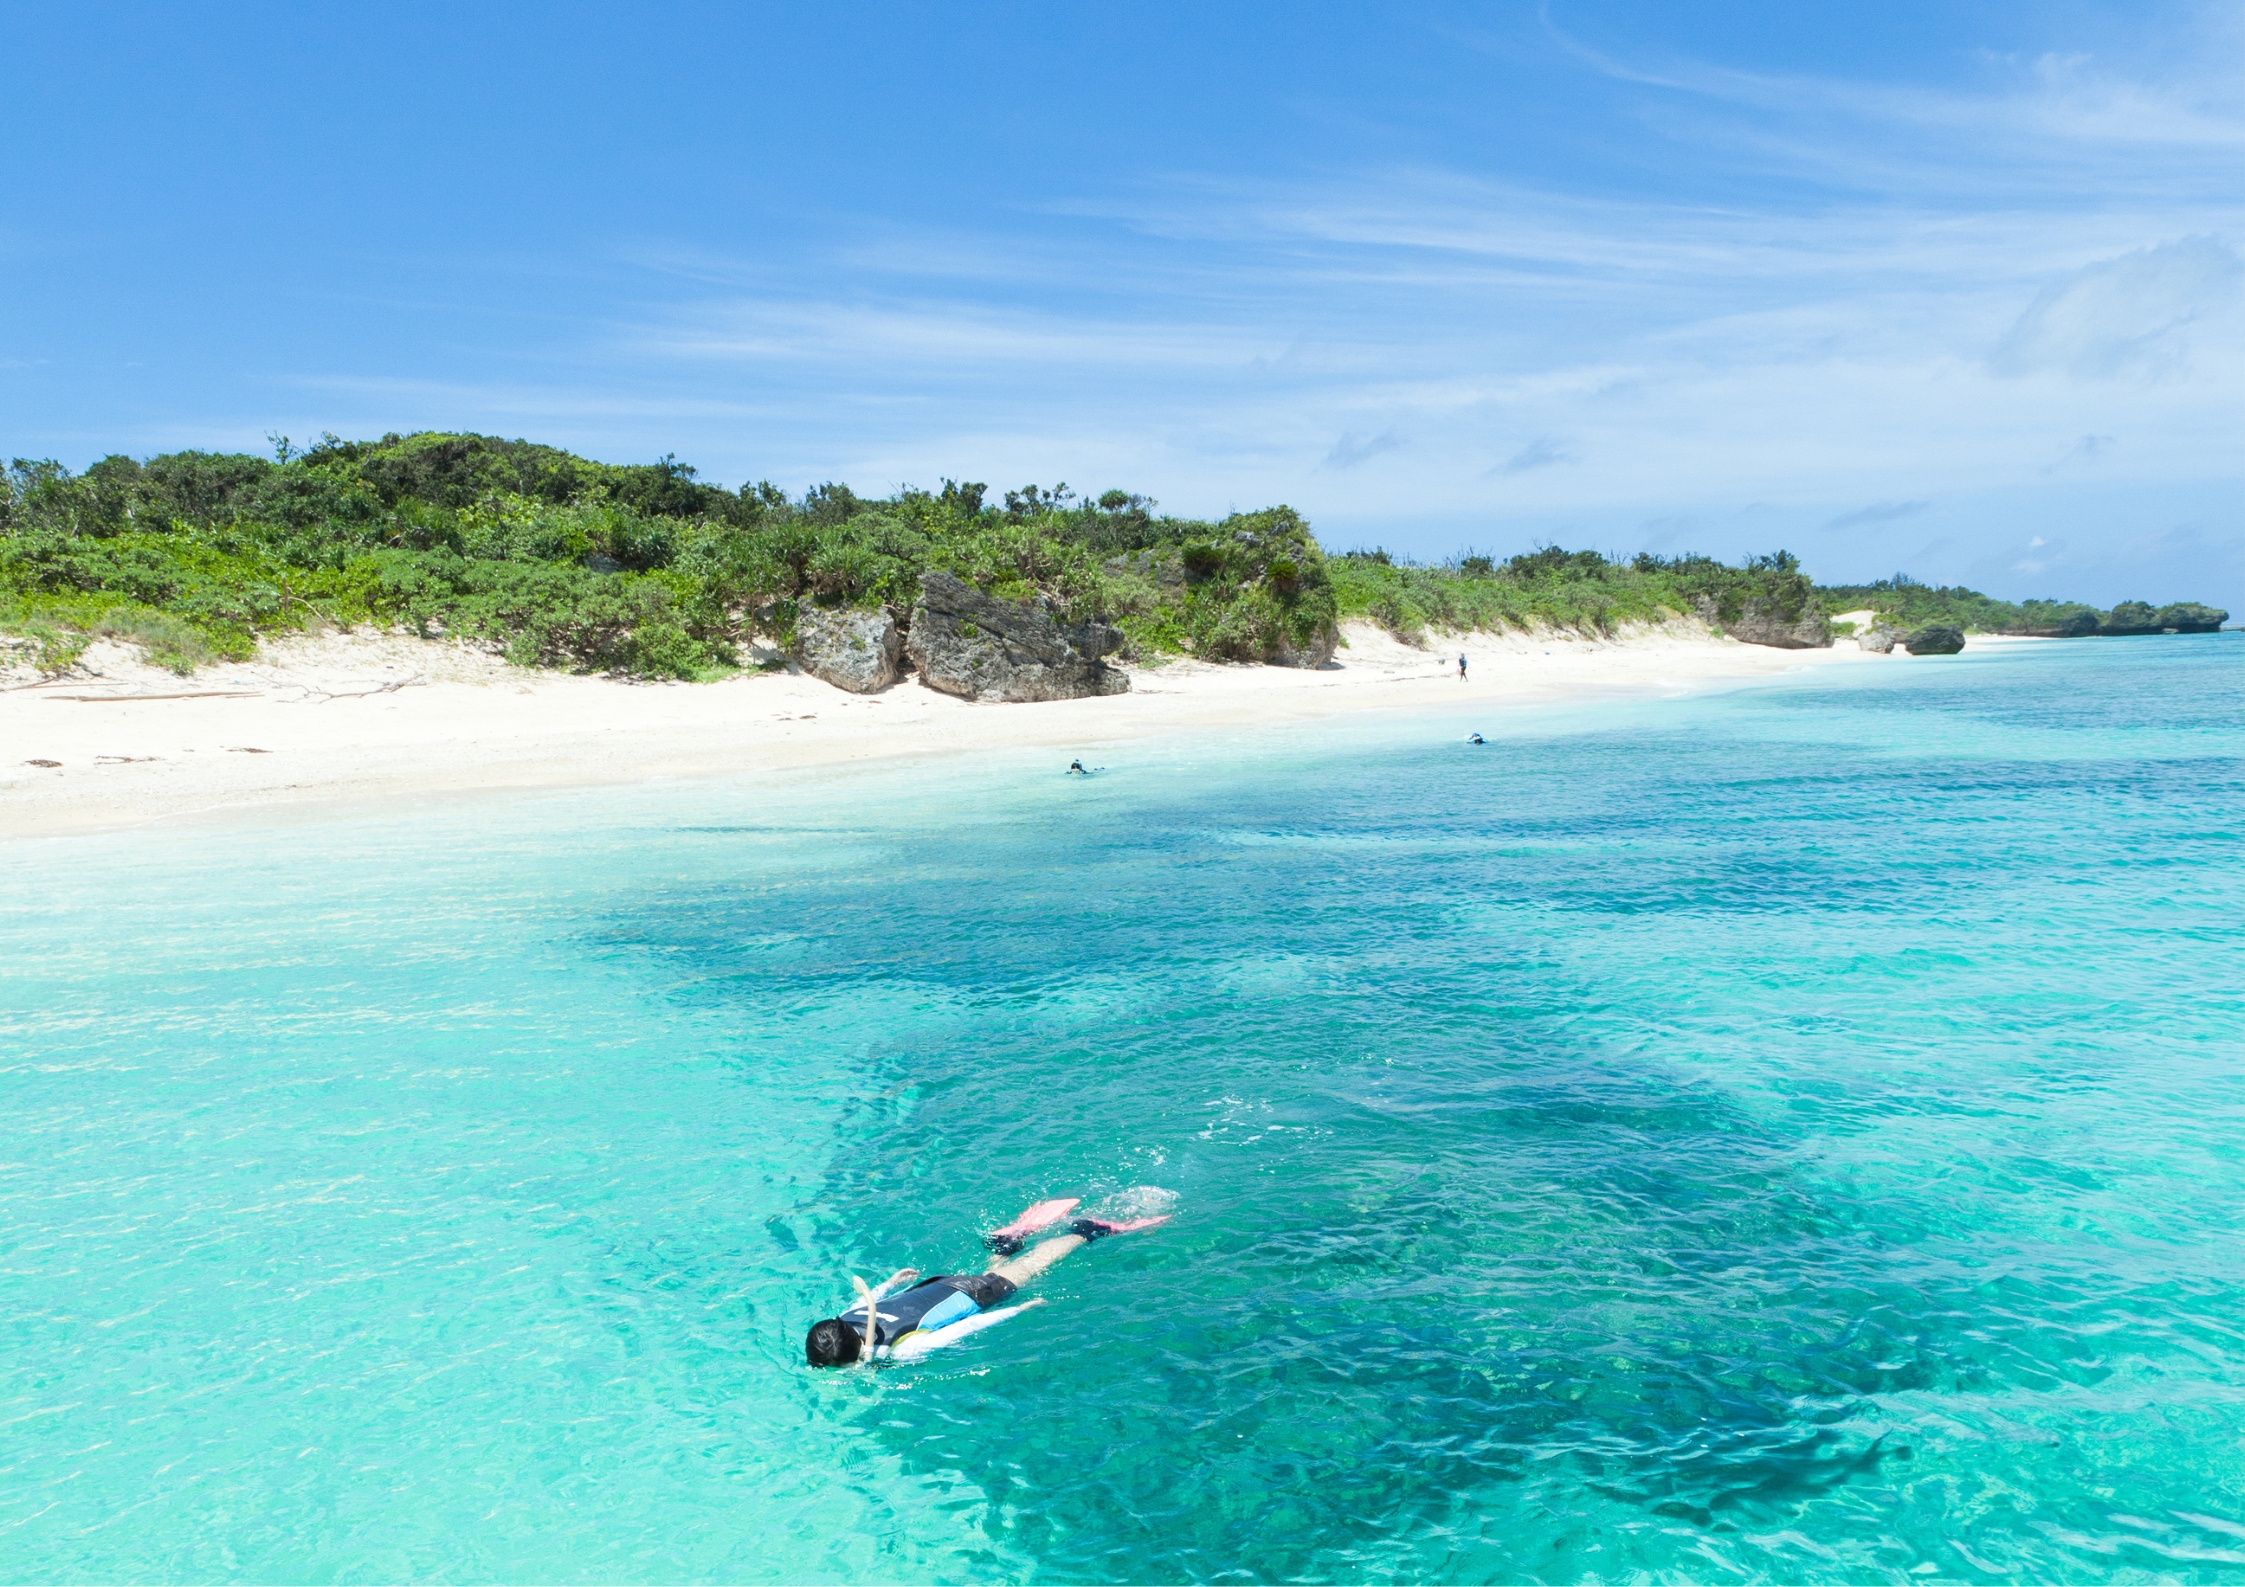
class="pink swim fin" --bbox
[989,1197,1080,1239]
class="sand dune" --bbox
[3,620,1959,839]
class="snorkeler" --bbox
[1067,759,1088,774]
[803,1197,1168,1367]
[1467,732,1486,745]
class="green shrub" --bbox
[6,434,2220,678]
[1327,547,1831,643]
[1815,574,2223,635]
[2155,603,2228,633]
[92,607,215,673]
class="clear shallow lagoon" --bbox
[5,636,2244,1584]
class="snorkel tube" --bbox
[849,1274,879,1367]
[845,1267,918,1367]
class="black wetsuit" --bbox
[843,1272,1018,1352]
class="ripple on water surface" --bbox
[3,634,2244,1583]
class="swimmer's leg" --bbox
[982,1197,1080,1258]
[987,1231,1087,1284]
[985,1215,1172,1283]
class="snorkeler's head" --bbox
[805,1317,862,1368]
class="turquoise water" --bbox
[5,635,2245,1584]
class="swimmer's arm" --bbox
[847,1267,919,1322]
[887,1297,1047,1359]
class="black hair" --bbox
[805,1316,862,1368]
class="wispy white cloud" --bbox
[1989,235,2243,378]
[2042,433,2117,473]
[633,299,1292,372]
[281,373,794,422]
[1537,7,2245,199]
[2013,532,2066,575]
[1824,499,1931,531]
[247,7,2239,608]
[1495,437,1576,476]
[1324,429,1402,469]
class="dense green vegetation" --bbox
[0,435,1343,677]
[1329,547,1821,643]
[1,432,2225,678]
[1816,575,2227,637]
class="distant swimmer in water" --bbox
[804,1197,1170,1367]
[1067,759,1087,774]
[1467,732,1486,745]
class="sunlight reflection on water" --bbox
[3,635,2243,1583]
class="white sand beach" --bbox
[2,621,1978,839]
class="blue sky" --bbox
[5,1,2241,609]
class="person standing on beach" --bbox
[1458,653,1469,681]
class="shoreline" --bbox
[1,622,2038,841]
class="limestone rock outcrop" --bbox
[1694,594,1830,648]
[2023,611,2101,638]
[2100,601,2230,635]
[1857,625,1898,654]
[1271,624,1339,668]
[1901,624,1966,655]
[1726,599,1832,649]
[2098,602,2162,636]
[905,571,1129,702]
[2156,603,2229,633]
[794,606,903,693]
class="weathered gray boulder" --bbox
[1857,625,1898,653]
[794,606,903,693]
[1725,599,1832,649]
[1690,594,1829,648]
[1271,623,1339,668]
[906,571,1129,702]
[1902,625,1966,655]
